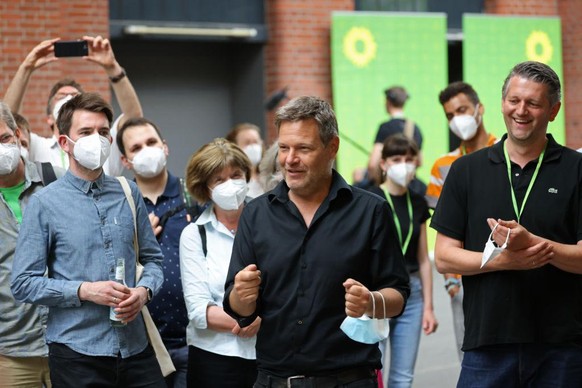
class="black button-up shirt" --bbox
[224,170,409,376]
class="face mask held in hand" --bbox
[340,291,389,344]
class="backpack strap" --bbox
[35,162,58,186]
[198,224,207,257]
[403,119,415,141]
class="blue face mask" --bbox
[340,291,389,344]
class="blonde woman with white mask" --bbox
[179,138,260,388]
[368,133,438,388]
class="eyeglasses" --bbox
[0,133,15,144]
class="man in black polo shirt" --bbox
[224,96,410,387]
[431,61,582,387]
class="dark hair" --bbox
[384,86,409,108]
[185,138,252,203]
[439,81,480,106]
[117,117,164,156]
[275,96,338,146]
[56,93,113,136]
[46,79,84,115]
[381,133,419,159]
[502,61,561,106]
[225,122,261,144]
[11,112,30,135]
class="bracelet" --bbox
[444,277,461,290]
[109,68,126,83]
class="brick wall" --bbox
[264,0,354,141]
[485,0,582,148]
[0,1,110,137]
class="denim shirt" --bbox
[11,170,164,358]
[0,159,47,357]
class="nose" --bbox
[515,101,527,116]
[285,149,299,165]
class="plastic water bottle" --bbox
[110,258,127,327]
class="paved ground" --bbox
[412,266,461,387]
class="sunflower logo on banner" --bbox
[526,30,553,63]
[343,27,377,68]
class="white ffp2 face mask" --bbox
[387,162,416,187]
[449,103,481,141]
[0,143,21,175]
[244,143,263,166]
[130,146,167,178]
[67,133,111,171]
[210,178,249,211]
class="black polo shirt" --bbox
[224,170,410,377]
[431,134,582,351]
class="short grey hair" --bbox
[0,102,17,132]
[275,96,338,146]
[502,61,561,106]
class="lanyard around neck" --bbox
[382,186,413,255]
[503,140,546,223]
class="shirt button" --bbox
[297,320,303,325]
[105,242,111,248]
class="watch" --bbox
[142,287,153,304]
[109,68,127,83]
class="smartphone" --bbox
[54,40,89,57]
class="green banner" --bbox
[463,14,564,143]
[331,12,448,184]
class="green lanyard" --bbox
[503,141,546,223]
[460,145,467,156]
[382,186,413,255]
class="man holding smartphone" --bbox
[3,35,141,176]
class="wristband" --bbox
[109,68,126,83]
[444,277,461,290]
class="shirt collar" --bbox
[267,169,353,204]
[64,169,105,194]
[488,133,562,165]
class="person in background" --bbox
[11,93,165,387]
[426,81,496,361]
[180,138,260,388]
[368,86,423,186]
[257,141,282,192]
[225,123,264,197]
[4,36,141,175]
[432,61,582,387]
[368,134,438,388]
[0,102,53,387]
[224,96,409,387]
[117,117,201,388]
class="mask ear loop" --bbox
[368,290,375,318]
[488,223,500,245]
[500,227,511,249]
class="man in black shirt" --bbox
[432,61,582,387]
[224,96,409,387]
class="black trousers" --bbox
[48,343,166,388]
[187,345,257,388]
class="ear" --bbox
[121,154,132,170]
[478,102,485,116]
[47,114,55,129]
[327,136,339,159]
[163,141,169,157]
[58,134,70,152]
[549,102,561,122]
